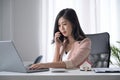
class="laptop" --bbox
[93,68,120,73]
[0,41,49,73]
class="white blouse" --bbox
[62,51,71,61]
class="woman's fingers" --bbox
[55,32,62,43]
[55,32,61,38]
[29,64,41,70]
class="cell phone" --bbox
[59,33,64,42]
[27,55,42,67]
[33,55,42,64]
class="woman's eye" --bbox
[63,24,66,25]
[58,25,60,27]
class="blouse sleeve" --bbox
[64,38,91,69]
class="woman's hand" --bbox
[54,32,68,47]
[54,32,63,47]
[29,63,45,70]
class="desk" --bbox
[0,69,120,80]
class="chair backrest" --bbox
[86,32,111,68]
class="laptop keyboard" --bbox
[26,67,49,73]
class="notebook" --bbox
[0,41,49,73]
[93,68,120,73]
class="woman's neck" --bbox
[65,36,76,52]
[67,36,75,44]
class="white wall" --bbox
[13,0,42,61]
[74,0,94,34]
[0,0,12,40]
[117,0,120,43]
[0,0,2,40]
[0,0,42,61]
[2,0,12,40]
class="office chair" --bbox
[86,32,111,68]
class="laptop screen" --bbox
[0,41,27,73]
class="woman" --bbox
[29,8,91,70]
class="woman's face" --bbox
[58,17,72,37]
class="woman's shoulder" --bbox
[82,37,91,42]
[76,38,91,44]
[74,38,91,49]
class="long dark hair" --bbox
[52,8,86,43]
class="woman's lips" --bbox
[62,31,66,34]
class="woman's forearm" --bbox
[42,61,66,68]
[53,45,65,62]
[53,45,61,62]
[29,61,66,70]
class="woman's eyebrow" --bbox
[58,21,65,25]
[61,20,67,23]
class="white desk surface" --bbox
[0,69,120,80]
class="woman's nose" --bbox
[60,26,64,30]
